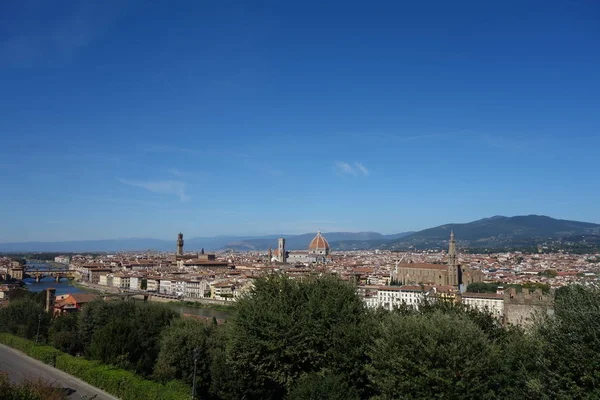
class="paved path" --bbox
[0,344,118,399]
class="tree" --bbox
[223,274,372,400]
[153,318,217,398]
[49,313,81,355]
[79,300,179,376]
[286,372,360,400]
[0,299,50,341]
[537,285,600,398]
[368,311,499,399]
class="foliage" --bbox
[539,269,558,278]
[0,373,67,400]
[0,333,189,400]
[368,310,499,399]
[48,313,81,355]
[1,278,600,400]
[0,333,61,364]
[224,274,372,399]
[466,281,551,294]
[153,318,218,398]
[0,299,50,341]
[466,282,499,293]
[79,300,179,376]
[286,372,360,400]
[537,285,600,398]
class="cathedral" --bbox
[271,231,332,264]
[394,231,483,289]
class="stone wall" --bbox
[503,287,554,328]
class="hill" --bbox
[393,215,600,250]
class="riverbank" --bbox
[68,280,104,294]
[172,300,233,313]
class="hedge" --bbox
[0,333,190,400]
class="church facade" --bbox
[395,231,483,289]
[272,231,332,264]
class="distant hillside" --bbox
[220,232,413,251]
[0,232,412,253]
[1,216,597,252]
[393,215,600,249]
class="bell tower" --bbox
[447,230,460,286]
[177,233,184,256]
[277,238,286,263]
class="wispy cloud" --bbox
[118,179,190,202]
[354,162,369,176]
[334,161,369,177]
[1,2,130,67]
[167,168,185,177]
[144,145,205,155]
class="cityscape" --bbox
[1,1,599,399]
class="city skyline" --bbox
[2,1,600,242]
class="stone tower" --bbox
[277,238,286,263]
[177,233,184,256]
[45,288,56,313]
[447,230,460,287]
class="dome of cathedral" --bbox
[308,231,330,251]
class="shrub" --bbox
[0,333,189,400]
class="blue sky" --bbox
[1,1,599,242]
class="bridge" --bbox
[24,270,79,283]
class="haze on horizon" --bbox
[1,1,599,243]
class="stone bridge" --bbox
[24,270,79,283]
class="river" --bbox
[24,262,231,319]
[23,262,90,296]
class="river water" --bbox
[24,262,231,319]
[23,262,89,296]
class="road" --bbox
[0,344,118,400]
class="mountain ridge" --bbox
[1,215,598,252]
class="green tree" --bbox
[48,313,81,355]
[0,299,50,341]
[223,274,372,400]
[286,372,360,400]
[79,300,179,376]
[368,311,499,399]
[537,285,600,398]
[466,282,498,293]
[153,318,217,398]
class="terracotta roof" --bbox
[309,231,330,251]
[70,293,99,303]
[397,263,448,271]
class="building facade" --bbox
[395,231,483,288]
[274,231,332,264]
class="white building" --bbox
[359,285,436,310]
[129,276,141,291]
[461,293,504,317]
[184,280,209,298]
[112,274,131,290]
[99,274,112,287]
[54,256,70,264]
[211,282,234,300]
[147,277,161,292]
[160,280,173,295]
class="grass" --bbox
[169,300,233,313]
[68,280,105,294]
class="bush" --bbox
[0,373,67,400]
[0,333,189,400]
